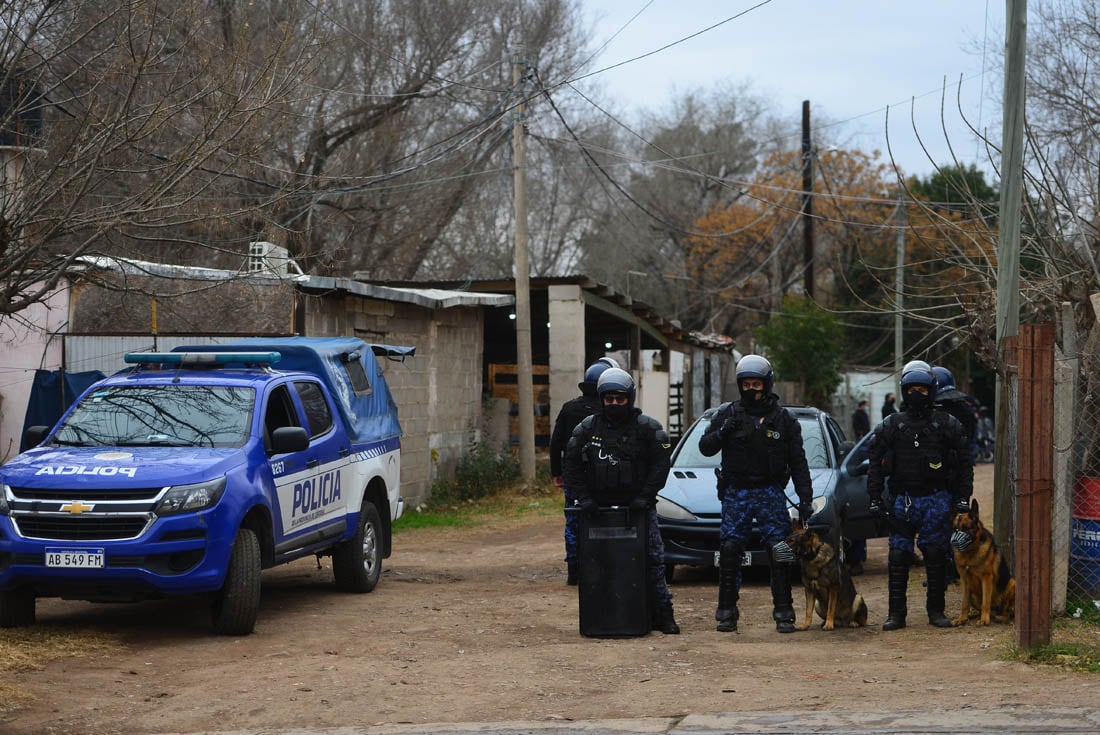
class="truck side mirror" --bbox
[24,426,50,448]
[270,426,309,454]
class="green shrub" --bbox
[430,441,521,503]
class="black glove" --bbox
[868,497,884,518]
[797,500,814,523]
[629,497,651,512]
[954,496,971,514]
[719,417,736,437]
[578,496,598,514]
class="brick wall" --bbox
[304,293,485,505]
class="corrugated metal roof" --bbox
[71,256,514,310]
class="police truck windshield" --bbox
[51,385,255,448]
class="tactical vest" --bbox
[881,411,957,496]
[581,416,644,501]
[719,402,792,489]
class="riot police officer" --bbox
[931,365,981,463]
[562,368,680,634]
[550,357,619,585]
[867,363,974,630]
[698,355,813,634]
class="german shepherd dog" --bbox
[787,522,868,630]
[950,498,1016,626]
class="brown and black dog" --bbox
[951,498,1016,626]
[787,522,868,631]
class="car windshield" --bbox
[51,385,255,449]
[673,412,831,469]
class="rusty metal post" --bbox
[1015,323,1054,649]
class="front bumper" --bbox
[658,514,836,568]
[0,511,236,600]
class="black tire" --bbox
[0,586,35,628]
[211,527,261,635]
[332,500,383,593]
[663,563,676,585]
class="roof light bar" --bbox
[124,352,282,366]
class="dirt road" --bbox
[3,464,1096,735]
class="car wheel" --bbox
[211,527,261,635]
[663,563,676,585]
[333,499,383,593]
[0,586,35,628]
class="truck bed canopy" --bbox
[172,337,414,442]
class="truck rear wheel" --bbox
[211,527,261,635]
[333,499,383,593]
[0,586,35,628]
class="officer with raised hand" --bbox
[549,357,619,585]
[866,362,974,630]
[562,368,680,634]
[698,355,813,634]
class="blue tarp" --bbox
[21,369,108,452]
[171,337,414,443]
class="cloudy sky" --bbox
[575,0,1005,180]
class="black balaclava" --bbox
[603,394,631,425]
[903,387,933,417]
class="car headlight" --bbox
[0,484,9,516]
[154,477,226,516]
[655,496,697,521]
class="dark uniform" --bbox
[852,402,871,439]
[562,371,678,634]
[867,366,973,630]
[549,389,603,581]
[881,393,898,420]
[698,355,812,634]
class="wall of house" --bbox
[0,290,68,463]
[304,293,485,506]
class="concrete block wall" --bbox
[304,294,485,506]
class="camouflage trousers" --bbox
[643,507,673,608]
[887,488,951,557]
[720,485,790,551]
[563,485,578,564]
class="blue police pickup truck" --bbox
[0,337,413,634]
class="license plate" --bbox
[714,550,753,567]
[45,548,105,568]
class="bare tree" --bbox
[0,0,318,316]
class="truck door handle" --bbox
[306,459,319,468]
[339,448,350,457]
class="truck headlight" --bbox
[655,496,696,521]
[154,477,226,516]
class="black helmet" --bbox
[931,366,955,395]
[582,361,613,386]
[596,367,635,402]
[736,354,774,394]
[900,366,936,392]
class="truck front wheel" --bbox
[0,586,35,628]
[332,499,383,593]
[211,527,261,635]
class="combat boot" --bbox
[769,545,796,634]
[883,547,910,631]
[924,550,954,628]
[715,540,742,632]
[566,562,578,586]
[654,603,681,635]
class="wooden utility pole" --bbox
[894,193,905,395]
[994,0,1027,556]
[801,100,815,299]
[512,50,536,481]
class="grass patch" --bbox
[395,476,560,533]
[0,627,123,712]
[1004,616,1100,673]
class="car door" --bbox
[837,433,880,540]
[269,380,349,540]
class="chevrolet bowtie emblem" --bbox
[60,501,95,514]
